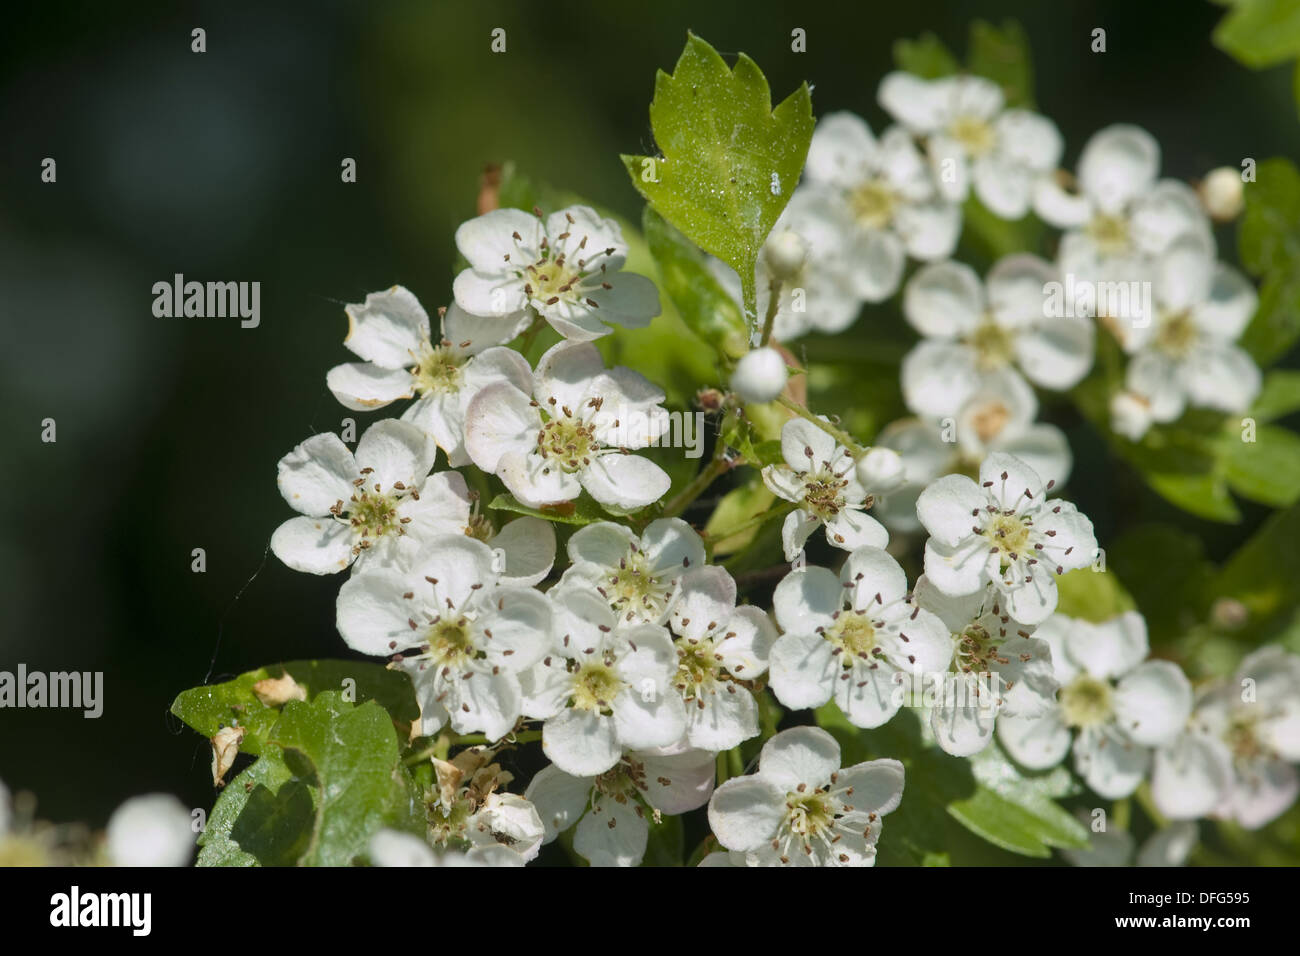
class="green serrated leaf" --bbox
[893,32,960,78]
[269,693,419,867]
[641,206,748,360]
[171,660,418,757]
[198,745,303,867]
[1214,500,1300,627]
[488,492,608,525]
[1213,0,1300,68]
[622,32,814,323]
[1240,269,1300,367]
[967,19,1036,109]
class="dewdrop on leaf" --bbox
[731,347,787,403]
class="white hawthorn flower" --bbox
[872,373,1074,533]
[911,577,1059,757]
[997,612,1193,799]
[367,829,523,867]
[762,418,889,561]
[325,288,534,467]
[559,517,705,625]
[707,726,904,866]
[520,585,686,777]
[711,187,872,340]
[453,205,660,341]
[901,255,1094,419]
[465,341,672,512]
[768,546,951,728]
[1152,647,1300,829]
[916,452,1097,625]
[802,111,962,301]
[407,469,555,587]
[106,794,195,867]
[336,535,554,742]
[878,72,1063,219]
[271,419,456,574]
[1119,234,1261,425]
[525,745,716,867]
[1108,389,1155,442]
[666,566,777,751]
[1033,124,1212,284]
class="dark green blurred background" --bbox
[2,0,1297,827]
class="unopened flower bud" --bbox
[763,229,808,280]
[856,447,905,493]
[1199,167,1244,223]
[730,347,788,404]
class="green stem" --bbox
[401,729,542,766]
[517,314,546,357]
[776,395,865,456]
[662,455,730,518]
[758,276,781,347]
[741,268,759,344]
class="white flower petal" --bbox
[1113,659,1193,747]
[326,362,414,411]
[758,726,842,791]
[276,432,357,516]
[271,516,353,574]
[707,777,785,852]
[543,708,621,777]
[343,286,429,368]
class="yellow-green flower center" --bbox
[948,116,996,157]
[1154,310,1199,359]
[850,180,897,229]
[537,415,598,472]
[412,343,463,396]
[571,662,624,713]
[966,318,1016,371]
[827,612,878,668]
[1060,674,1114,728]
[984,514,1032,563]
[1087,213,1130,257]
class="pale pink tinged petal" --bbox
[640,747,717,814]
[343,286,429,368]
[276,431,358,516]
[326,362,414,411]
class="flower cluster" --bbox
[236,48,1297,870]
